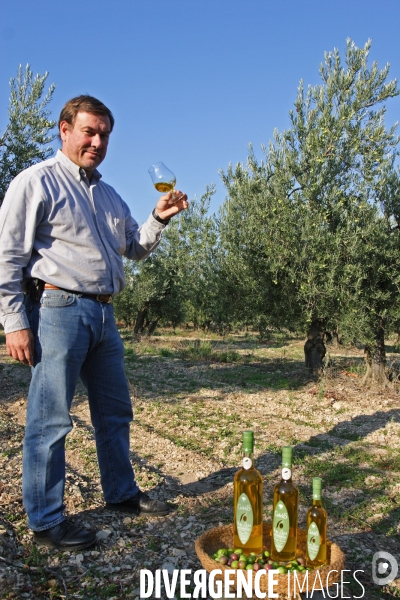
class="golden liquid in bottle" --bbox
[154,180,176,193]
[233,462,263,554]
[306,501,327,568]
[270,478,298,562]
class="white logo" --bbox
[243,457,252,470]
[372,551,398,585]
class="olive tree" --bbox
[0,64,56,206]
[219,39,400,380]
[281,39,399,377]
[114,188,217,334]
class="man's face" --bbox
[60,111,111,176]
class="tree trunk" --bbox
[362,323,387,385]
[134,306,148,335]
[148,319,159,335]
[304,319,327,373]
[331,328,342,348]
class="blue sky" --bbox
[1,0,400,224]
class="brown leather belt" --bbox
[44,284,113,304]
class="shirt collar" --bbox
[56,149,102,182]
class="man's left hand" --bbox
[155,190,189,221]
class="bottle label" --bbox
[243,457,252,470]
[272,500,289,552]
[307,522,321,561]
[236,493,254,545]
[282,468,291,480]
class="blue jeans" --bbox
[23,290,139,531]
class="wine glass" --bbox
[148,162,178,204]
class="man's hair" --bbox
[58,95,114,132]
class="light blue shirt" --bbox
[0,150,165,334]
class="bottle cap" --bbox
[312,477,322,491]
[282,446,292,468]
[242,431,254,453]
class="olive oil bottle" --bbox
[233,431,263,554]
[271,446,298,562]
[306,477,327,568]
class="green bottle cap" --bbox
[282,446,292,468]
[243,431,254,453]
[312,477,322,499]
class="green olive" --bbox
[278,566,288,574]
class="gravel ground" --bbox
[0,330,400,599]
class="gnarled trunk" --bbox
[363,322,387,385]
[304,318,326,373]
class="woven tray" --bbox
[195,523,345,598]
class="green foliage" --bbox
[217,39,400,370]
[112,259,138,327]
[114,187,218,333]
[0,64,56,205]
[118,38,400,380]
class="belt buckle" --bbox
[96,294,112,303]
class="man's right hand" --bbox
[6,329,35,366]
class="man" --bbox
[0,95,188,551]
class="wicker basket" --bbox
[195,523,345,599]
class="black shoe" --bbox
[106,490,170,517]
[33,521,97,551]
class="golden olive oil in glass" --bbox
[233,431,263,554]
[306,477,327,568]
[154,180,176,193]
[149,163,176,196]
[271,446,298,562]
